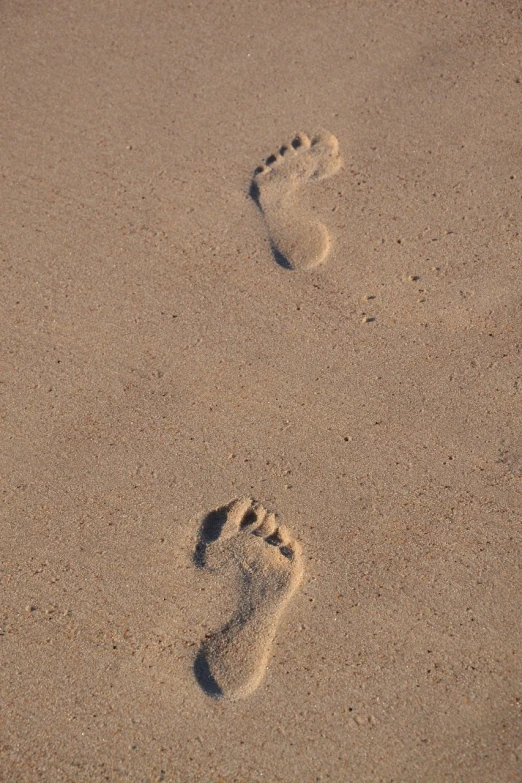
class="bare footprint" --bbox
[250,130,342,270]
[193,497,303,700]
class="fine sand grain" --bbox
[2,0,522,781]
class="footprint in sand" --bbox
[250,130,342,270]
[193,497,303,700]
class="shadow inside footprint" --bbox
[248,179,261,208]
[193,648,223,699]
[269,242,293,270]
[193,506,229,567]
[249,181,293,269]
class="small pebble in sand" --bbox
[25,605,35,613]
[362,316,375,323]
[408,275,420,282]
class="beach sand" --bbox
[2,1,521,780]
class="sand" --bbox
[2,0,521,780]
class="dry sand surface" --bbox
[2,0,522,780]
